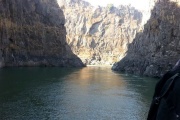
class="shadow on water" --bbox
[0,67,80,99]
[0,67,82,119]
[0,66,158,120]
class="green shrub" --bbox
[106,4,114,11]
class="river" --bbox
[0,66,158,120]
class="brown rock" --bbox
[0,0,84,68]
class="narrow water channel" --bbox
[0,66,157,120]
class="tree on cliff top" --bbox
[106,3,114,11]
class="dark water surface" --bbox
[0,66,158,120]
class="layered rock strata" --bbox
[112,0,180,77]
[0,0,84,67]
[58,0,143,65]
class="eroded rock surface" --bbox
[58,0,143,65]
[0,0,84,67]
[112,0,180,77]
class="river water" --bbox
[0,66,158,120]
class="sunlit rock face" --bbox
[58,0,143,65]
[0,0,84,67]
[112,0,180,77]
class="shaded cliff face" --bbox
[58,0,143,65]
[112,0,180,77]
[0,0,84,67]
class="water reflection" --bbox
[67,67,126,89]
[0,67,157,120]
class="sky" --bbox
[84,0,151,10]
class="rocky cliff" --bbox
[0,0,84,68]
[58,0,143,65]
[112,0,180,77]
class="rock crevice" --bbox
[112,0,180,77]
[58,0,143,65]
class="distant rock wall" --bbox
[112,0,180,77]
[58,0,143,65]
[0,0,84,67]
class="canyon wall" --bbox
[58,0,143,65]
[112,0,180,77]
[0,0,84,68]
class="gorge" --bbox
[59,0,180,77]
[0,0,179,77]
[0,0,179,119]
